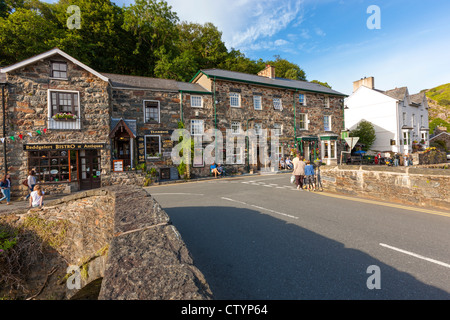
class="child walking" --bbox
[304,161,315,191]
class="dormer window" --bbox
[51,62,68,79]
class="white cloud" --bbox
[166,0,304,50]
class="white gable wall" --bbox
[345,86,398,152]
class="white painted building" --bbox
[345,77,429,154]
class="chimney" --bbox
[258,65,276,79]
[353,77,375,92]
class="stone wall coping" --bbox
[324,165,450,177]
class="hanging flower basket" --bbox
[52,113,77,121]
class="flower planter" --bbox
[53,118,77,121]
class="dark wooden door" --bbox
[79,150,101,190]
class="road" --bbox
[146,173,450,300]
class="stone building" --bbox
[0,49,111,196]
[0,49,346,196]
[191,67,347,168]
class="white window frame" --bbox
[47,89,81,130]
[402,112,407,125]
[253,95,262,110]
[233,146,244,164]
[230,92,241,108]
[299,93,306,106]
[321,140,337,160]
[273,98,282,111]
[191,95,203,108]
[324,115,332,131]
[190,119,204,136]
[231,121,241,134]
[193,144,204,168]
[299,113,308,130]
[144,100,160,123]
[273,123,283,136]
[254,123,262,135]
[325,96,330,108]
[144,135,161,159]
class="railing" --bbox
[48,118,81,130]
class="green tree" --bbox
[264,55,306,80]
[311,80,332,89]
[0,7,59,66]
[429,118,450,134]
[349,120,376,151]
[50,0,128,74]
[122,0,179,77]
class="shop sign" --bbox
[24,143,105,151]
[145,129,174,135]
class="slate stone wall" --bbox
[320,166,450,210]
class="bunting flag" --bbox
[19,134,23,140]
[10,136,15,141]
[0,138,4,143]
[36,130,41,135]
[28,132,33,137]
[43,128,47,134]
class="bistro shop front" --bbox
[24,143,105,192]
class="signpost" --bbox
[341,137,359,165]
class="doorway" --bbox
[79,150,101,190]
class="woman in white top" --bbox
[29,184,44,209]
[25,170,37,200]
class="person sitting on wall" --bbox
[210,162,219,178]
[217,163,225,177]
[285,157,293,170]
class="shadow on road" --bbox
[163,205,450,300]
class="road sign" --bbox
[345,137,359,149]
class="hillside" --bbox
[424,83,450,123]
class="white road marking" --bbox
[221,197,298,220]
[151,193,204,196]
[380,243,450,269]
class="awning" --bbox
[297,136,319,142]
[109,118,137,139]
[319,135,338,141]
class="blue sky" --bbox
[43,0,450,96]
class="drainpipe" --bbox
[180,91,184,124]
[1,84,7,175]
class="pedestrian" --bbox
[292,154,306,190]
[408,154,413,166]
[0,174,12,205]
[314,161,324,192]
[304,161,315,191]
[404,154,408,167]
[29,184,44,209]
[25,170,37,200]
[394,153,399,167]
[399,154,404,166]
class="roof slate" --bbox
[103,72,210,93]
[383,87,407,100]
[198,69,346,96]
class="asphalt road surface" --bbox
[146,173,450,300]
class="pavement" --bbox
[0,194,72,215]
